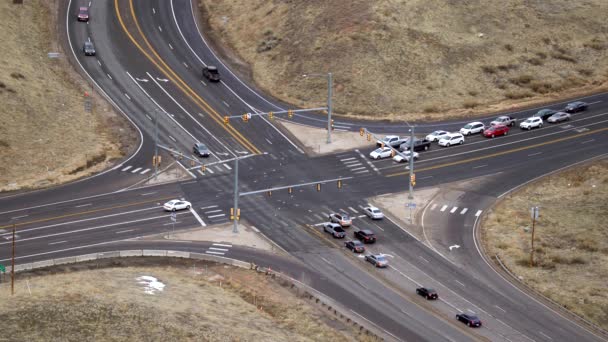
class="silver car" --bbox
[323,222,346,238]
[547,112,571,123]
[363,206,384,220]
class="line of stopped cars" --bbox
[370,101,589,159]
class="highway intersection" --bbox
[1,0,607,341]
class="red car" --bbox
[483,125,509,138]
[78,7,89,22]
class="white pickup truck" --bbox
[376,135,408,148]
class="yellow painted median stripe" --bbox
[0,196,175,230]
[114,0,260,154]
[387,127,608,177]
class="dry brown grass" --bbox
[482,160,608,329]
[0,1,136,192]
[0,261,360,341]
[199,0,608,121]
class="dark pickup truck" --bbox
[399,138,431,152]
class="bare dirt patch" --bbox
[0,258,369,341]
[481,160,608,329]
[198,0,608,121]
[0,1,137,192]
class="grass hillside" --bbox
[0,1,135,192]
[200,0,608,120]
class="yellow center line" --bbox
[387,127,608,177]
[0,195,175,230]
[114,0,260,155]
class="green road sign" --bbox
[0,264,5,273]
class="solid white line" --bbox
[169,135,177,142]
[11,215,29,220]
[475,210,483,217]
[121,166,132,171]
[419,175,433,180]
[48,240,67,245]
[212,243,232,247]
[205,251,224,255]
[494,305,506,313]
[140,168,151,175]
[208,247,228,252]
[75,203,92,208]
[454,280,465,287]
[450,206,458,213]
[205,209,222,214]
[131,167,142,173]
[207,214,225,218]
[176,160,197,179]
[419,256,429,263]
[539,331,552,340]
[472,164,487,169]
[528,152,542,157]
[440,205,448,212]
[223,164,232,170]
[116,229,134,234]
[200,205,218,210]
[189,207,206,227]
[581,139,594,144]
[349,310,401,342]
[460,208,468,215]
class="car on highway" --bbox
[163,199,191,211]
[519,117,543,130]
[83,41,96,56]
[456,313,482,327]
[399,138,431,152]
[564,101,588,113]
[426,130,449,142]
[483,124,509,138]
[354,229,376,243]
[329,213,352,227]
[547,111,571,123]
[438,133,464,147]
[323,222,346,238]
[459,122,485,136]
[369,147,393,160]
[392,151,419,163]
[376,135,405,148]
[202,66,220,82]
[345,240,365,253]
[77,7,89,21]
[416,287,438,300]
[365,254,388,268]
[193,143,210,157]
[533,108,557,121]
[363,206,384,220]
[490,115,516,127]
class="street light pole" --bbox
[154,110,159,179]
[233,156,239,233]
[326,72,333,144]
[408,126,415,200]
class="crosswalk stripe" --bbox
[440,205,448,212]
[348,207,358,213]
[131,167,142,173]
[213,243,232,247]
[121,166,132,171]
[224,164,232,170]
[340,157,356,161]
[140,168,151,175]
[198,170,205,176]
[354,170,370,174]
[475,210,483,217]
[460,208,468,215]
[350,166,366,171]
[207,168,214,174]
[450,207,458,213]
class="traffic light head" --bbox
[288,110,294,118]
[242,113,249,122]
[223,116,229,125]
[268,111,274,120]
[360,128,364,136]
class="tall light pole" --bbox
[154,109,159,179]
[302,73,333,144]
[233,156,239,233]
[408,125,415,200]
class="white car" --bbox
[363,206,384,220]
[438,133,465,147]
[163,199,192,211]
[426,130,449,142]
[459,122,485,136]
[392,151,419,163]
[519,117,543,130]
[369,147,393,160]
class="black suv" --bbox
[533,109,557,120]
[202,66,220,82]
[456,313,482,327]
[354,229,376,243]
[416,287,438,300]
[564,101,588,113]
[193,143,210,157]
[399,138,431,152]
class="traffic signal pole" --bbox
[408,126,415,200]
[233,156,239,233]
[327,72,333,144]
